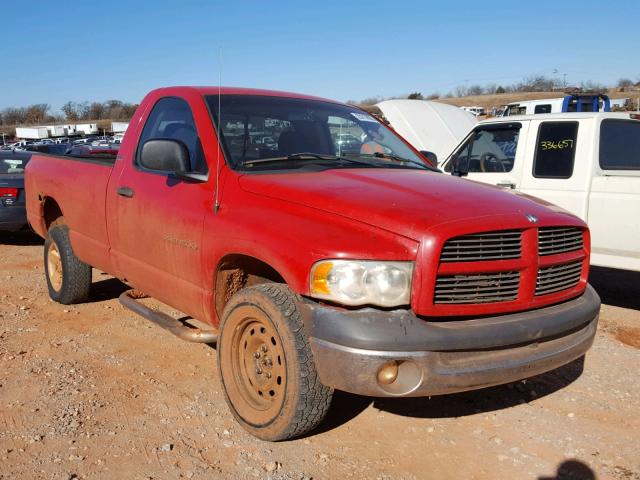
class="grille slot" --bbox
[440,230,522,262]
[434,271,520,304]
[538,227,583,256]
[536,261,582,296]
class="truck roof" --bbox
[479,111,639,124]
[148,86,343,105]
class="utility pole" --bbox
[563,73,567,89]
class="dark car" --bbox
[67,144,119,157]
[0,150,32,232]
[26,143,73,155]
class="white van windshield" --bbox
[446,124,521,173]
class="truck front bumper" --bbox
[302,285,600,397]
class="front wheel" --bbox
[44,224,91,304]
[218,283,333,441]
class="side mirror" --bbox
[419,150,438,168]
[452,165,468,177]
[140,139,190,173]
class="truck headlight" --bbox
[310,260,414,307]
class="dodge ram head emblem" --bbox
[526,214,538,223]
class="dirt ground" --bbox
[1,232,639,480]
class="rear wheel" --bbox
[218,283,333,441]
[44,224,91,304]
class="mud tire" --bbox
[44,224,91,304]
[218,283,333,441]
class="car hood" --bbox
[238,169,578,240]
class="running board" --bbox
[119,291,218,344]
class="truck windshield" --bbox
[205,95,427,171]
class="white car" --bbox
[441,112,640,271]
[461,106,486,116]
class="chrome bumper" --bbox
[303,285,600,397]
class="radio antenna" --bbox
[214,46,222,214]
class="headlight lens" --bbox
[310,260,414,307]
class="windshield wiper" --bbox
[242,152,373,168]
[352,152,435,171]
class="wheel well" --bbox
[215,254,286,319]
[42,197,63,231]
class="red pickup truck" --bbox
[25,87,600,440]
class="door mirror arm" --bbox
[419,150,438,168]
[174,171,208,183]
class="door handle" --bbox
[117,186,135,198]
[496,181,516,189]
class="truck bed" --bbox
[25,152,116,273]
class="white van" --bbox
[461,106,486,116]
[501,95,622,116]
[502,98,565,116]
[440,112,640,271]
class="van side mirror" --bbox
[419,150,438,168]
[452,168,468,177]
[140,139,190,173]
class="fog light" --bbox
[377,361,399,385]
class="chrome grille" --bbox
[538,227,583,256]
[440,230,522,262]
[536,261,582,296]
[434,271,520,304]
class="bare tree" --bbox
[24,104,50,125]
[87,102,106,120]
[467,85,484,96]
[517,75,555,92]
[484,83,497,95]
[453,85,468,97]
[580,80,607,92]
[359,96,385,106]
[617,78,633,88]
[62,102,79,122]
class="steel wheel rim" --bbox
[229,311,287,421]
[47,241,63,291]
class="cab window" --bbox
[599,119,640,170]
[533,122,578,178]
[137,97,207,173]
[445,124,520,173]
[534,104,552,114]
[505,105,526,116]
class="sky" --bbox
[1,0,638,112]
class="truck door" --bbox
[519,119,590,221]
[588,118,640,270]
[443,121,526,190]
[109,96,212,320]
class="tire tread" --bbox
[220,283,333,440]
[45,224,91,304]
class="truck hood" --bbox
[238,169,577,240]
